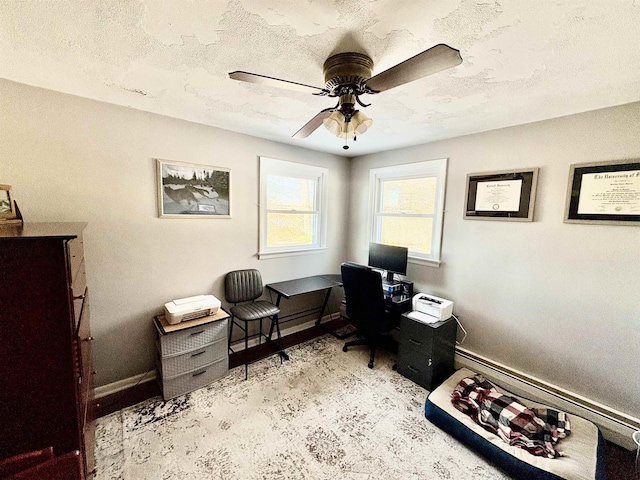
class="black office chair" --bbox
[340,262,397,369]
[225,269,282,380]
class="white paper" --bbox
[407,310,438,324]
[577,170,640,215]
[475,179,522,212]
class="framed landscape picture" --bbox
[156,159,231,218]
[464,168,539,221]
[564,159,640,225]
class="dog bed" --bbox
[424,368,607,480]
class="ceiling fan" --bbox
[229,44,462,149]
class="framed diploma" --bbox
[564,159,640,225]
[464,168,539,221]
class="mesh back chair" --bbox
[341,262,397,369]
[225,269,282,380]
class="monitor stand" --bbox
[385,270,395,283]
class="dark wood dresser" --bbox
[0,223,95,477]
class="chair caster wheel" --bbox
[342,345,348,352]
[368,362,374,369]
[392,363,397,371]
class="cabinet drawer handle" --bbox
[409,339,421,346]
[408,365,419,373]
[191,351,205,357]
[86,336,94,342]
[190,330,205,336]
[192,370,207,377]
[74,294,85,300]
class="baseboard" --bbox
[95,370,158,399]
[455,347,640,450]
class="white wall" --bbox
[0,79,350,386]
[349,102,640,417]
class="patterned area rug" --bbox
[95,335,508,479]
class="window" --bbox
[259,157,328,258]
[370,159,447,265]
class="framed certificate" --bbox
[464,168,539,221]
[564,159,640,225]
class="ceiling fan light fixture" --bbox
[352,110,373,135]
[323,110,372,139]
[322,111,344,137]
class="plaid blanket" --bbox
[450,374,570,458]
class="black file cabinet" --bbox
[397,314,457,391]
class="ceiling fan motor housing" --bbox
[323,52,374,94]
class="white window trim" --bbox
[259,157,328,259]
[369,159,448,266]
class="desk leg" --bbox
[268,294,282,339]
[314,287,333,327]
[314,287,357,340]
[274,316,289,361]
[267,294,289,361]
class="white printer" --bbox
[163,295,221,324]
[408,293,453,324]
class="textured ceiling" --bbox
[2,1,640,157]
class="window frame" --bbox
[369,159,448,267]
[259,157,328,259]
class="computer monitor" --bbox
[368,242,408,283]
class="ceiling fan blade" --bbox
[364,44,462,93]
[229,71,326,94]
[293,108,335,139]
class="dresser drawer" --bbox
[160,356,228,400]
[72,259,87,299]
[159,336,227,378]
[76,291,92,401]
[158,319,227,357]
[72,261,87,326]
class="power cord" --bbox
[452,313,467,346]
